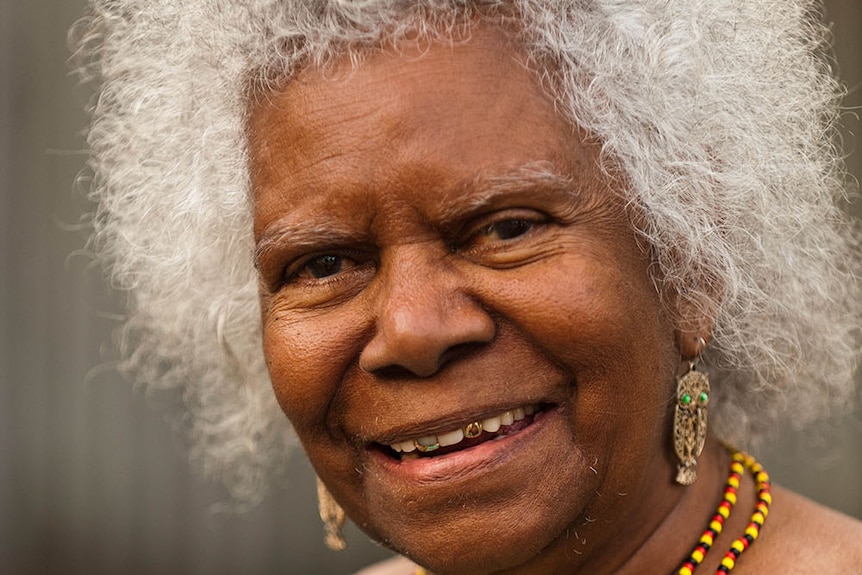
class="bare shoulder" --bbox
[746,485,862,573]
[355,555,420,575]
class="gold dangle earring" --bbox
[673,337,710,485]
[316,476,347,550]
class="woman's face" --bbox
[251,26,682,574]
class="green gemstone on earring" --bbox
[699,391,709,404]
[682,393,692,405]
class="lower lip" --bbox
[368,409,557,484]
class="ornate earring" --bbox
[316,476,347,551]
[673,338,710,485]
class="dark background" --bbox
[1,1,860,573]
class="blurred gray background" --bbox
[1,1,860,574]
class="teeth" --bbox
[464,421,482,438]
[482,414,502,433]
[438,428,464,447]
[389,404,540,456]
[415,436,439,452]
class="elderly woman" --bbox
[74,0,862,573]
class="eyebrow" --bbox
[435,161,578,223]
[253,161,583,269]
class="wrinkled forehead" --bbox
[242,10,573,146]
[257,28,524,134]
[244,21,586,206]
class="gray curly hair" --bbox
[72,0,862,503]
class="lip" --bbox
[367,407,557,484]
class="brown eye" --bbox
[299,254,347,280]
[482,219,534,241]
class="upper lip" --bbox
[366,401,551,446]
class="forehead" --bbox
[248,24,594,237]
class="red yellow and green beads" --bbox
[675,450,771,575]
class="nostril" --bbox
[436,341,488,372]
[359,334,441,376]
[369,364,420,380]
[361,341,489,379]
[369,361,438,379]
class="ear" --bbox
[675,320,713,360]
[671,293,716,360]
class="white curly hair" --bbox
[72,0,862,504]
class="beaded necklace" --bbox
[411,450,770,575]
[676,449,772,574]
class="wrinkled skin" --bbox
[250,24,720,575]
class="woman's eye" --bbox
[273,250,375,306]
[458,211,550,266]
[481,219,534,241]
[291,254,354,281]
[304,255,343,278]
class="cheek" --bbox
[475,253,676,444]
[262,306,364,434]
[481,254,670,369]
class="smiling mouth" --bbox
[382,404,544,461]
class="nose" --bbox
[359,247,495,377]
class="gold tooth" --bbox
[464,421,483,438]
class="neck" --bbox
[504,436,731,575]
[612,437,732,575]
